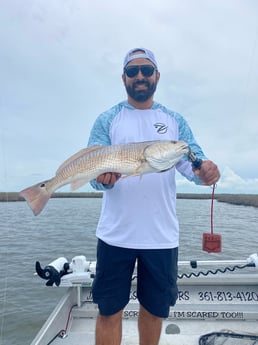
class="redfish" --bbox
[20,140,189,215]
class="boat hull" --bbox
[31,270,258,345]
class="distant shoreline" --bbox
[0,192,258,208]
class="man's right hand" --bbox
[97,172,122,185]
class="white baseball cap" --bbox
[123,48,158,69]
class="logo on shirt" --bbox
[154,123,168,134]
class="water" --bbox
[0,198,257,345]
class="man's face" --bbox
[123,58,160,102]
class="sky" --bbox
[1,0,258,194]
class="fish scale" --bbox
[20,140,189,215]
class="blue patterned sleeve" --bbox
[175,113,208,185]
[87,104,120,190]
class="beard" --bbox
[125,79,158,102]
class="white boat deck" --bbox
[52,319,258,345]
[31,258,258,345]
[56,305,257,345]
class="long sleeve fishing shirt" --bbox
[87,101,207,249]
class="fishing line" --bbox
[210,184,215,235]
[202,184,222,253]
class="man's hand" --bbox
[194,160,220,186]
[97,172,122,185]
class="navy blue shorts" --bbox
[92,239,178,318]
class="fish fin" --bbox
[122,161,151,178]
[19,180,54,216]
[70,178,90,191]
[121,174,137,179]
[122,168,141,178]
[134,161,156,175]
[56,146,102,174]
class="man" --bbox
[88,48,220,345]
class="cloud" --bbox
[217,166,258,193]
[0,0,258,192]
[176,166,258,194]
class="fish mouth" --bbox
[170,141,189,150]
[180,143,190,154]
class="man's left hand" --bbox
[194,160,220,186]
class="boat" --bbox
[31,254,258,345]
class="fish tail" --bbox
[20,180,54,216]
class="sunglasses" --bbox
[124,65,156,78]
